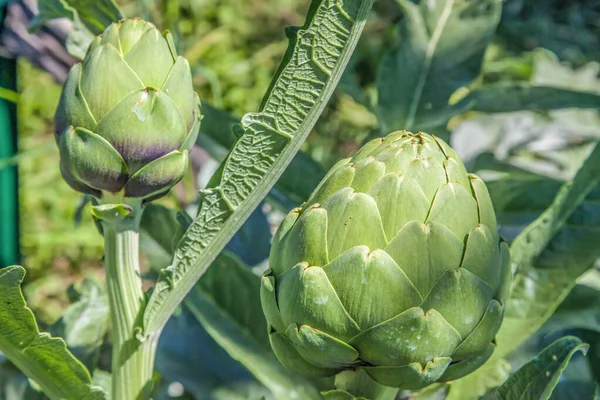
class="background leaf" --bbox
[496,336,589,400]
[509,141,600,270]
[468,83,600,113]
[0,266,104,400]
[376,0,501,132]
[31,0,122,35]
[139,204,188,272]
[185,252,321,400]
[445,359,511,400]
[30,0,123,60]
[156,307,265,400]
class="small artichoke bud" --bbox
[54,18,201,201]
[261,131,511,389]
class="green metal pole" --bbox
[0,5,19,267]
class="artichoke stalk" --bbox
[53,18,200,400]
[54,18,201,201]
[262,131,511,390]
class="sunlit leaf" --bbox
[496,336,589,400]
[0,266,104,400]
[377,0,501,132]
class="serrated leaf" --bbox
[143,0,375,336]
[0,266,104,400]
[377,0,501,132]
[468,83,600,113]
[185,252,320,400]
[197,103,325,210]
[496,336,589,400]
[140,203,271,270]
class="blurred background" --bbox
[1,0,599,398]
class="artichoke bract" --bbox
[261,131,511,389]
[54,18,200,200]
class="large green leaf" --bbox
[0,266,104,400]
[197,104,325,210]
[185,252,321,400]
[143,0,375,336]
[496,336,589,400]
[376,0,501,132]
[468,83,600,113]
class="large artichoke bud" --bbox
[261,131,511,389]
[54,18,200,200]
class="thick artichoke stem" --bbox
[102,206,157,400]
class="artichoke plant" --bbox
[261,131,511,389]
[54,18,200,201]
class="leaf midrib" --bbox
[405,0,455,129]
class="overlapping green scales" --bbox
[54,18,200,200]
[262,131,510,389]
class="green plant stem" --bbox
[102,205,156,400]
